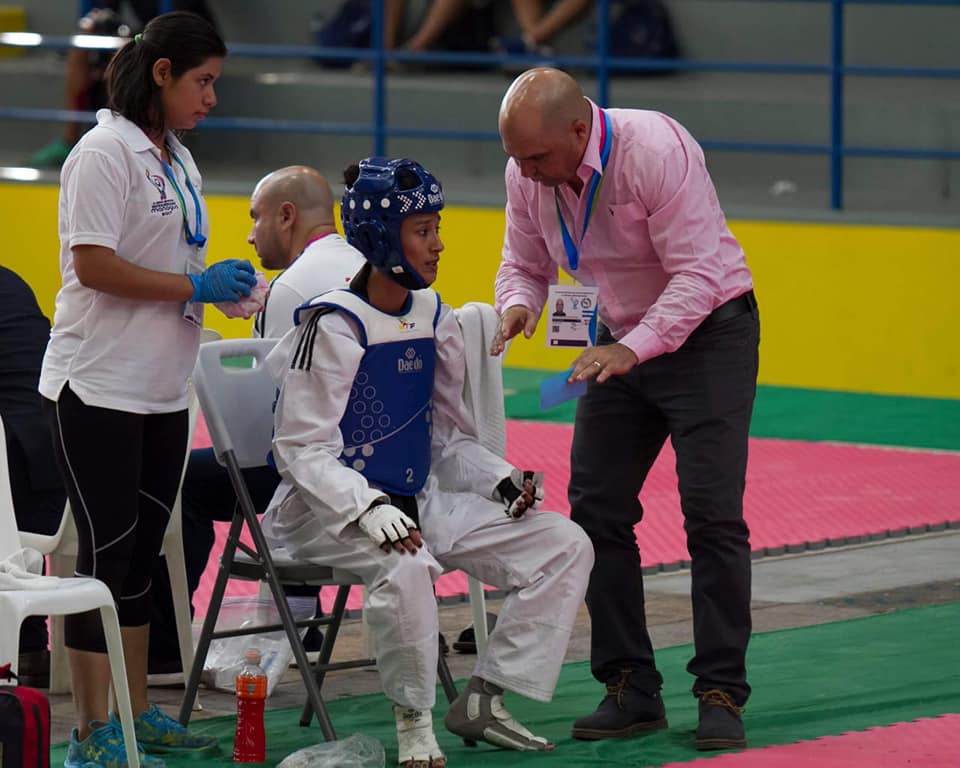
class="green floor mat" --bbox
[53,603,960,767]
[503,369,960,451]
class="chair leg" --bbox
[437,654,459,705]
[245,521,337,740]
[298,585,351,728]
[48,551,76,694]
[467,576,489,656]
[163,532,200,709]
[100,604,140,768]
[177,510,243,727]
[0,610,24,678]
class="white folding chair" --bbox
[0,417,140,768]
[178,338,465,740]
[177,338,358,739]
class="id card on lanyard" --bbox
[159,147,208,328]
[548,108,612,348]
[546,284,598,347]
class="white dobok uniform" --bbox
[263,284,593,710]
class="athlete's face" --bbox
[157,56,222,131]
[400,212,443,287]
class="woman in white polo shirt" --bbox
[38,12,254,768]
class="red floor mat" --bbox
[190,418,960,615]
[660,714,960,768]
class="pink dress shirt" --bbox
[495,99,754,364]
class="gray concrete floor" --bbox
[47,530,960,745]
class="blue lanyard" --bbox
[555,109,613,272]
[159,149,206,247]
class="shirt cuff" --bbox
[496,294,542,317]
[68,233,119,251]
[618,322,668,366]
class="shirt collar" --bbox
[95,108,181,156]
[576,98,604,183]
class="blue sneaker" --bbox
[112,705,219,756]
[64,720,165,768]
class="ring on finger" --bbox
[592,360,602,368]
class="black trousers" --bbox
[569,299,759,705]
[43,383,187,653]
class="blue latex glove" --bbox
[188,259,256,304]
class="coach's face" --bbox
[247,189,291,271]
[500,111,589,189]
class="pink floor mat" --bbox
[660,714,960,768]
[190,417,960,616]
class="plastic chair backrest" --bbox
[0,417,24,560]
[192,338,279,469]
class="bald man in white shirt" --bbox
[148,166,365,674]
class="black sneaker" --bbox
[302,625,325,653]
[452,612,498,654]
[571,670,668,740]
[146,657,184,688]
[694,689,746,750]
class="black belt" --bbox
[700,290,757,329]
[596,290,757,345]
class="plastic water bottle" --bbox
[233,648,267,763]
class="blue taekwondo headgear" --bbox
[341,157,445,290]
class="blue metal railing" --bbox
[1,0,958,210]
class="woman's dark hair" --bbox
[105,11,226,137]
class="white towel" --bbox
[0,548,59,590]
[455,302,507,458]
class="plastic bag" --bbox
[200,596,314,696]
[215,271,269,319]
[277,733,384,768]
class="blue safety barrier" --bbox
[0,0,957,210]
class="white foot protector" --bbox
[394,704,447,768]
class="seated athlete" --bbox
[262,157,593,767]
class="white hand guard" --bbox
[495,469,545,518]
[358,503,419,547]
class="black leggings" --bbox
[43,383,187,653]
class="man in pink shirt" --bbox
[491,68,759,751]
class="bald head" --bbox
[498,68,592,189]
[248,166,338,270]
[252,166,335,224]
[499,68,589,140]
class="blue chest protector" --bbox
[295,287,441,496]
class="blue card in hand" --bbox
[540,367,588,411]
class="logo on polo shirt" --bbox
[145,168,179,217]
[398,318,417,332]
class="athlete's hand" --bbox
[495,470,545,518]
[357,503,423,554]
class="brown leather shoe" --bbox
[695,689,746,750]
[571,670,668,740]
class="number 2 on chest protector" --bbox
[406,468,415,483]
